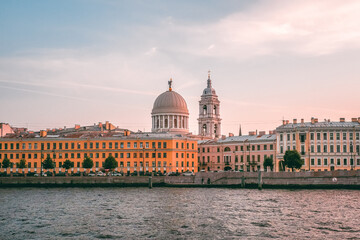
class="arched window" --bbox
[182,118,185,129]
[213,106,217,114]
[156,119,160,128]
[202,124,207,134]
[165,118,168,128]
[174,118,177,128]
[224,147,231,152]
[214,124,217,134]
[203,105,207,115]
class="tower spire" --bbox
[207,70,212,88]
[168,78,173,91]
[239,124,242,136]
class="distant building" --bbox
[198,72,221,139]
[276,118,360,171]
[198,131,276,172]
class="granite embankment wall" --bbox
[0,171,359,189]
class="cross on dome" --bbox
[168,78,173,91]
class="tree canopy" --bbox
[2,158,11,169]
[283,150,303,171]
[103,155,118,171]
[82,156,94,169]
[62,159,74,170]
[263,157,274,171]
[43,155,55,170]
[16,159,27,169]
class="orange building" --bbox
[0,123,198,175]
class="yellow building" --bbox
[276,118,360,171]
[0,125,198,175]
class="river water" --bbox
[0,188,359,239]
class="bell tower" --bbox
[198,71,221,138]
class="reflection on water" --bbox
[0,188,359,239]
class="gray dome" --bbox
[203,87,216,95]
[152,90,189,115]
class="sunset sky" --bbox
[1,0,360,135]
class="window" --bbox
[293,134,296,141]
[343,158,347,166]
[343,132,347,140]
[270,145,273,150]
[126,153,130,158]
[337,145,340,153]
[139,142,143,148]
[257,145,260,151]
[336,133,340,141]
[163,153,167,158]
[317,133,321,141]
[317,145,321,153]
[264,145,267,150]
[330,145,334,153]
[53,143,56,149]
[323,145,327,153]
[330,133,334,140]
[337,158,341,166]
[357,133,360,140]
[287,134,290,141]
[311,145,314,153]
[310,133,314,140]
[280,146,283,154]
[127,142,131,148]
[134,142,137,148]
[96,142,99,149]
[343,145,347,153]
[323,133,327,141]
[120,153,124,158]
[317,158,321,166]
[350,133,353,140]
[77,143,81,149]
[102,142,106,149]
[280,134,283,141]
[83,142,87,149]
[311,158,315,166]
[330,158,334,165]
[109,142,113,149]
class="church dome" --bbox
[152,90,189,115]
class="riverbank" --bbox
[1,170,359,189]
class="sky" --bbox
[1,0,360,136]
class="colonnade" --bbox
[152,114,189,132]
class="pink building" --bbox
[198,131,277,172]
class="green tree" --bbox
[82,156,94,173]
[43,155,55,171]
[2,157,11,169]
[16,159,27,174]
[263,157,274,171]
[103,155,118,172]
[283,150,303,171]
[62,159,74,175]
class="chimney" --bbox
[311,117,315,124]
[105,121,110,130]
[293,119,297,124]
[282,120,286,125]
[340,118,345,122]
[124,130,131,136]
[358,117,360,123]
[75,124,80,130]
[286,120,289,125]
[301,118,304,124]
[351,118,357,122]
[314,118,318,123]
[229,133,234,137]
[259,131,266,136]
[40,130,47,137]
[221,135,226,140]
[249,131,256,136]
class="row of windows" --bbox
[280,132,360,142]
[310,158,360,166]
[280,144,360,154]
[0,141,196,151]
[200,144,274,153]
[0,152,195,160]
[199,154,274,163]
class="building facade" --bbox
[276,118,360,171]
[0,126,198,175]
[198,132,277,172]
